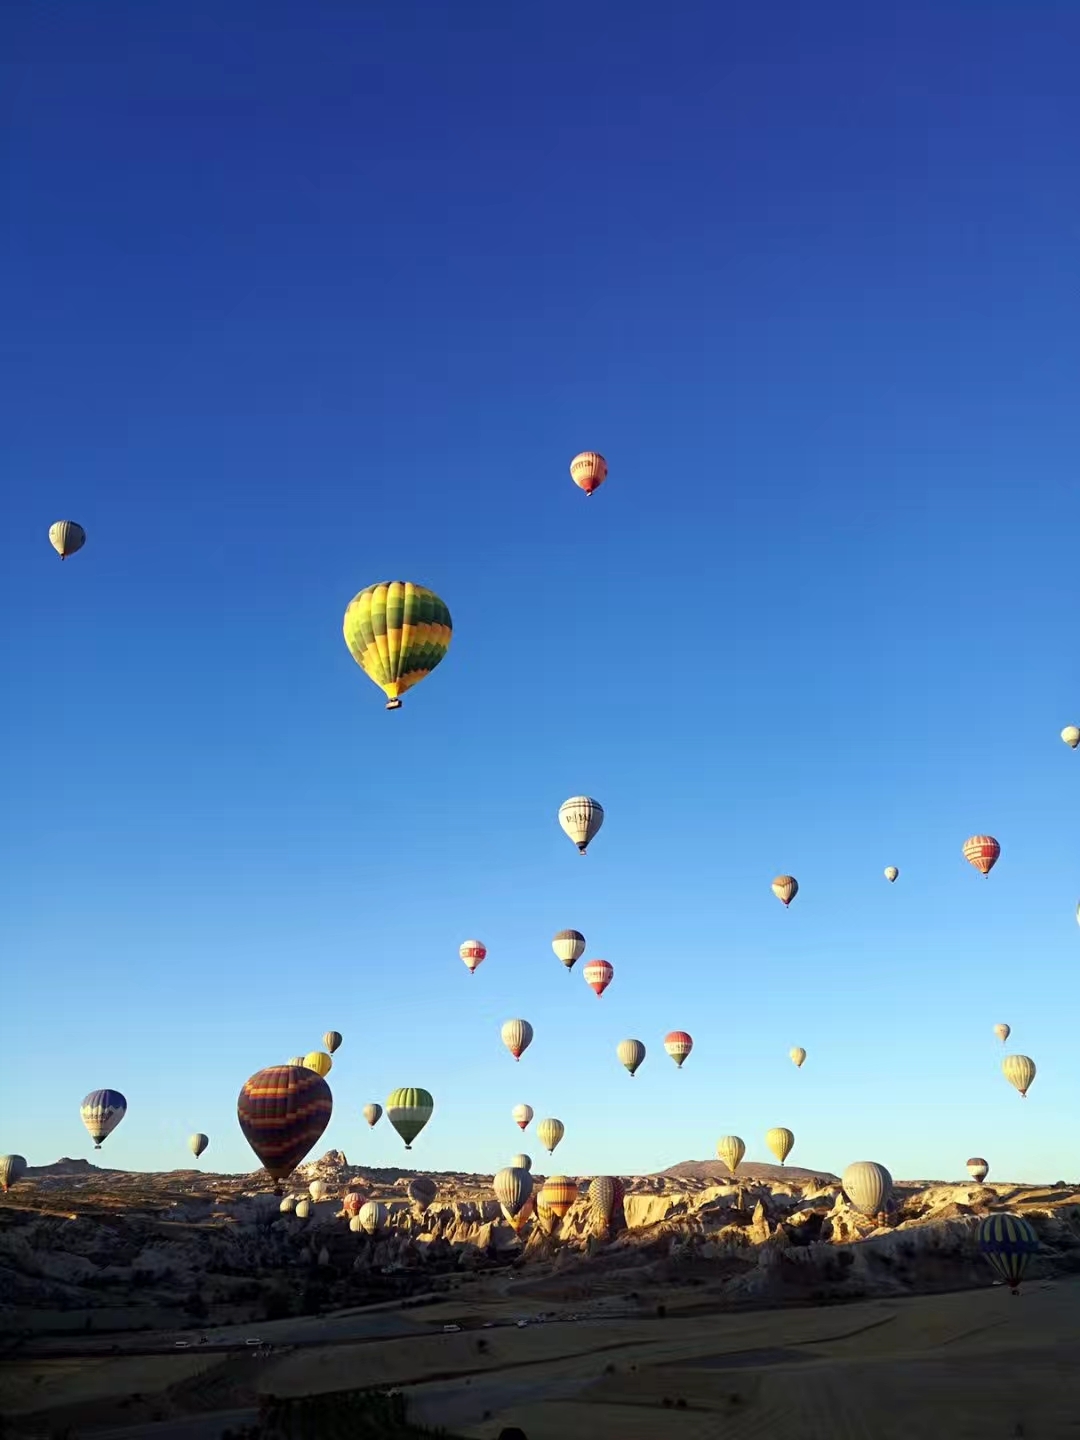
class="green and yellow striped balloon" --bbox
[343,581,452,710]
[386,1087,434,1149]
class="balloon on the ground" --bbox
[494,1166,533,1217]
[1061,725,1080,749]
[789,1046,806,1068]
[358,1200,387,1235]
[967,1157,989,1183]
[80,1090,127,1149]
[884,866,899,882]
[663,1031,693,1068]
[48,520,86,560]
[512,1103,533,1131]
[342,1191,365,1217]
[294,1198,311,1219]
[362,1103,382,1128]
[0,1155,27,1192]
[583,959,613,997]
[303,1051,332,1078]
[323,1031,342,1053]
[569,451,608,496]
[308,1179,325,1202]
[386,1087,434,1149]
[558,796,604,855]
[237,1066,332,1188]
[510,1153,532,1172]
[348,1212,363,1232]
[189,1133,209,1160]
[842,1161,893,1216]
[552,929,586,969]
[460,939,487,974]
[1002,1054,1036,1098]
[772,875,798,907]
[408,1176,438,1212]
[716,1136,745,1176]
[501,1018,534,1061]
[766,1127,795,1164]
[537,1118,565,1154]
[963,835,1000,876]
[538,1176,577,1219]
[977,1213,1038,1292]
[617,1038,645,1077]
[993,1023,1010,1045]
[279,1194,296,1214]
[342,581,452,711]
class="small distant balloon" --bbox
[358,1200,387,1235]
[189,1133,209,1160]
[385,1087,434,1149]
[569,451,608,496]
[494,1166,533,1217]
[408,1176,438,1213]
[460,939,487,975]
[772,875,798,907]
[583,959,613,997]
[552,929,586,970]
[963,835,1000,877]
[303,1051,333,1078]
[766,1127,795,1165]
[1002,1054,1036,1098]
[362,1103,383,1128]
[501,1018,534,1061]
[80,1090,127,1150]
[279,1194,297,1214]
[1061,725,1080,750]
[842,1161,893,1217]
[884,866,899,883]
[510,1153,533,1173]
[977,1213,1038,1293]
[295,1198,311,1219]
[323,1031,342,1054]
[48,520,86,560]
[536,1117,565,1155]
[789,1046,806,1069]
[617,1038,646,1077]
[512,1103,533,1131]
[0,1155,28,1192]
[558,796,604,855]
[287,1056,306,1068]
[663,1031,693,1068]
[993,1023,1010,1045]
[967,1157,989,1183]
[309,1179,326,1202]
[716,1135,745,1176]
[342,1191,365,1217]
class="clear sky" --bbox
[2,1,1078,1187]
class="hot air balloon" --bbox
[287,1056,306,1068]
[309,1179,326,1202]
[386,1087,434,1149]
[993,1023,1010,1045]
[323,1031,342,1054]
[80,1090,127,1149]
[362,1103,383,1128]
[589,1176,626,1229]
[501,1018,534,1061]
[842,1161,893,1217]
[963,835,1000,876]
[342,581,452,711]
[538,1176,577,1220]
[552,929,586,970]
[342,1191,365,1218]
[460,939,487,975]
[494,1166,533,1217]
[537,1118,565,1155]
[358,1200,387,1236]
[569,451,608,496]
[558,796,604,855]
[349,1213,363,1232]
[237,1066,332,1192]
[505,1192,536,1235]
[189,1133,209,1160]
[766,1127,795,1165]
[789,1047,806,1069]
[295,1198,312,1219]
[977,1213,1038,1292]
[1002,1054,1036,1098]
[510,1153,533,1172]
[884,866,899,883]
[772,875,798,907]
[1061,726,1080,750]
[583,959,613,997]
[0,1155,27,1192]
[663,1031,693,1068]
[408,1176,438,1213]
[279,1194,297,1214]
[303,1051,333,1078]
[48,521,86,560]
[967,1157,989,1183]
[716,1136,745,1176]
[512,1103,533,1131]
[617,1039,646,1077]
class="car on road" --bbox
[442,1324,461,1333]
[245,1337,262,1346]
[516,1320,529,1328]
[174,1341,190,1348]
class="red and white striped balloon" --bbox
[459,939,487,974]
[663,1031,693,1068]
[962,836,1000,877]
[583,959,614,997]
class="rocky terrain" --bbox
[2,1153,1078,1343]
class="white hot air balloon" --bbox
[1061,725,1080,750]
[501,1018,534,1061]
[558,796,604,855]
[309,1179,326,1202]
[842,1161,893,1217]
[536,1118,565,1155]
[512,1103,534,1131]
[358,1200,387,1236]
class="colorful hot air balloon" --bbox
[358,1200,387,1235]
[583,959,614,997]
[308,1179,326,1202]
[772,875,798,907]
[510,1153,533,1173]
[1002,1054,1036,1098]
[494,1166,533,1217]
[558,796,604,855]
[0,1155,27,1192]
[237,1066,332,1191]
[663,1031,693,1068]
[501,1018,534,1061]
[537,1118,565,1155]
[459,939,487,975]
[589,1175,626,1229]
[408,1176,438,1213]
[342,1190,365,1217]
[48,520,86,560]
[323,1031,342,1054]
[617,1038,646,1077]
[884,866,899,883]
[505,1192,536,1235]
[842,1161,893,1216]
[967,1157,989,1183]
[716,1136,745,1176]
[993,1023,1010,1045]
[342,581,452,711]
[189,1133,209,1160]
[512,1103,533,1131]
[977,1213,1039,1293]
[303,1051,333,1078]
[1061,725,1080,750]
[552,929,586,970]
[386,1087,434,1149]
[538,1176,577,1219]
[569,451,608,496]
[80,1090,127,1149]
[789,1046,806,1068]
[963,835,1000,876]
[766,1127,795,1165]
[362,1103,383,1128]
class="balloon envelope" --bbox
[589,1175,625,1227]
[552,930,586,968]
[0,1155,27,1192]
[512,1103,533,1130]
[966,1157,989,1182]
[80,1090,127,1149]
[583,959,613,997]
[494,1166,533,1217]
[884,866,899,882]
[386,1087,434,1149]
[664,1031,693,1068]
[842,1161,893,1216]
[536,1118,565,1154]
[716,1136,745,1176]
[189,1133,209,1159]
[48,520,86,559]
[569,451,608,495]
[538,1176,577,1219]
[772,875,798,906]
[789,1047,806,1068]
[510,1153,532,1172]
[362,1103,382,1128]
[501,1018,534,1060]
[963,835,1000,876]
[323,1031,342,1054]
[303,1051,332,1078]
[977,1213,1038,1291]
[236,1066,332,1186]
[408,1176,438,1212]
[358,1200,387,1235]
[617,1039,645,1076]
[309,1179,326,1202]
[1002,1054,1036,1097]
[343,581,452,710]
[993,1023,1010,1045]
[558,796,604,854]
[460,939,487,974]
[766,1127,795,1164]
[1061,725,1080,749]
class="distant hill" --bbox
[657,1159,839,1184]
[25,1157,107,1177]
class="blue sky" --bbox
[2,1,1078,1186]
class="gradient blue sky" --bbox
[3,2,1078,1186]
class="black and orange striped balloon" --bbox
[237,1065,332,1188]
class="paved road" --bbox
[85,1407,257,1440]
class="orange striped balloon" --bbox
[583,959,613,997]
[538,1176,577,1219]
[663,1031,693,1068]
[963,835,1000,876]
[569,451,608,496]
